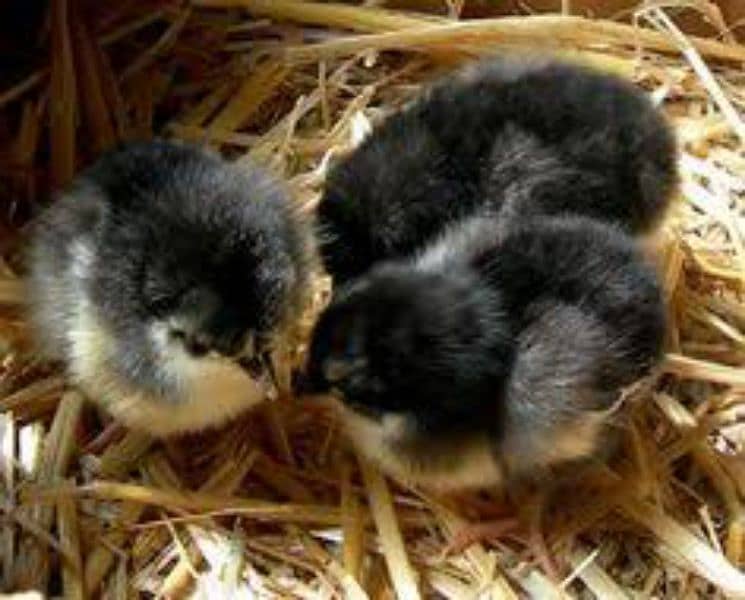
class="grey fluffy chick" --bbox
[27,140,314,436]
[305,216,664,490]
[317,55,677,284]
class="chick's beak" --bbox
[262,351,279,390]
[322,358,361,384]
[234,333,280,399]
[257,351,280,400]
[236,352,278,399]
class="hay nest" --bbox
[1,1,745,598]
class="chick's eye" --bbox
[147,294,177,315]
[343,334,362,360]
[144,285,182,315]
[142,270,184,316]
[330,315,366,362]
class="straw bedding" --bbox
[0,1,744,598]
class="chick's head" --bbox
[306,264,513,433]
[88,154,303,373]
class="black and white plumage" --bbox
[305,216,665,489]
[27,140,315,436]
[317,56,677,285]
[303,55,676,490]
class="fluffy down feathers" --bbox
[27,140,315,435]
[317,55,676,285]
[306,216,665,489]
[306,55,674,489]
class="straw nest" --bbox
[1,1,744,598]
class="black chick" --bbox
[317,55,677,284]
[304,215,665,490]
[27,140,315,436]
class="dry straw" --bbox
[1,0,744,597]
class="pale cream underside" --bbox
[501,413,606,476]
[67,297,267,436]
[338,401,609,491]
[339,403,505,491]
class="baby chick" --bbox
[304,215,665,490]
[317,55,676,284]
[27,140,314,436]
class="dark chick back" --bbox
[317,55,676,285]
[419,213,665,409]
[420,58,677,232]
[475,215,666,379]
[436,216,665,482]
[469,216,666,480]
